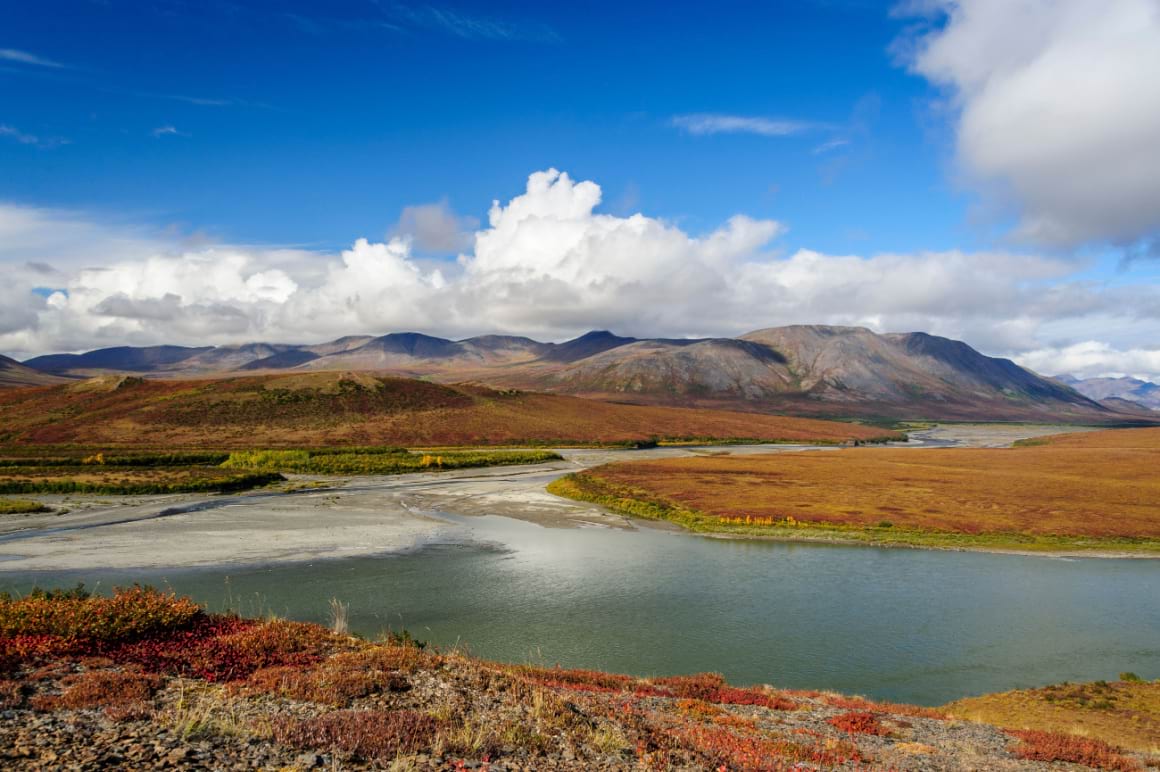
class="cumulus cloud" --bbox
[898,0,1160,248]
[1,168,1157,380]
[392,199,477,253]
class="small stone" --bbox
[167,747,195,763]
[295,752,323,768]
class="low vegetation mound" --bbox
[549,427,1160,554]
[947,677,1160,755]
[0,498,51,515]
[3,586,1152,770]
[0,372,899,447]
[1022,426,1160,449]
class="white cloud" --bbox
[0,124,67,149]
[0,48,63,68]
[1018,341,1160,382]
[1,168,1157,380]
[151,125,189,138]
[899,0,1160,248]
[672,114,825,137]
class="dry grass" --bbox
[0,497,50,514]
[557,428,1160,551]
[1033,427,1160,449]
[946,678,1160,755]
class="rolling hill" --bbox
[11,325,1138,422]
[0,372,898,447]
[0,354,69,388]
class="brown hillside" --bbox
[0,355,69,389]
[0,372,896,448]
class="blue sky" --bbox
[1,0,1159,380]
[0,0,964,253]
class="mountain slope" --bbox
[0,355,69,388]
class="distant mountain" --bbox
[15,325,1138,422]
[25,345,214,374]
[539,330,637,363]
[1055,375,1160,411]
[510,325,1111,422]
[0,354,69,388]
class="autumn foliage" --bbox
[1009,729,1142,771]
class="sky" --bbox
[1,0,1159,381]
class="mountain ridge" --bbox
[8,325,1141,422]
[1055,374,1160,411]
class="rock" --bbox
[295,751,323,768]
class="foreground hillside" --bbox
[2,587,1155,771]
[15,325,1133,423]
[549,427,1160,555]
[0,372,896,447]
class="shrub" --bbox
[0,497,51,514]
[245,647,415,706]
[666,722,862,770]
[1118,672,1143,682]
[653,673,797,710]
[31,667,161,720]
[111,617,335,682]
[274,709,441,761]
[0,585,202,641]
[1009,729,1141,771]
[827,711,890,736]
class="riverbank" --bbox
[2,587,1155,771]
[547,427,1160,557]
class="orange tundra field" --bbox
[549,427,1160,554]
[0,372,898,448]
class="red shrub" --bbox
[822,693,945,720]
[654,673,796,710]
[0,586,201,641]
[275,709,441,761]
[30,666,161,720]
[1009,730,1141,771]
[246,659,409,706]
[0,679,25,708]
[666,722,862,770]
[827,711,890,736]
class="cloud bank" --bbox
[899,0,1160,249]
[1,169,1157,380]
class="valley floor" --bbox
[0,424,1115,571]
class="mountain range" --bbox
[6,325,1146,422]
[1054,374,1160,412]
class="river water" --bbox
[4,505,1157,706]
